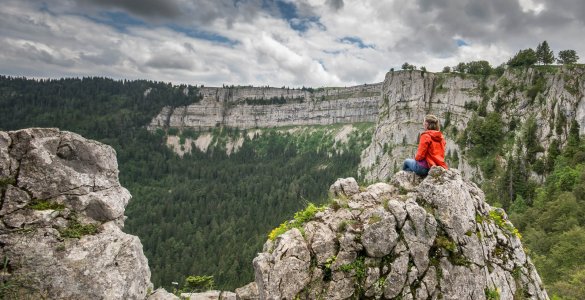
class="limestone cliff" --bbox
[253,168,548,299]
[148,84,381,130]
[0,128,151,299]
[360,67,585,182]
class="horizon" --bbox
[2,1,584,88]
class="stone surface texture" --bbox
[148,84,381,130]
[0,128,152,299]
[253,168,549,299]
[360,67,585,182]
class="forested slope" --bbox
[0,76,373,290]
[2,68,585,298]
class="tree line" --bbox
[0,75,372,290]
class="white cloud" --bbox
[518,0,545,15]
[1,0,584,87]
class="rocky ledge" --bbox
[0,128,151,299]
[253,168,549,299]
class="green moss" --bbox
[435,236,456,252]
[368,215,382,224]
[398,186,408,195]
[59,218,99,238]
[322,256,336,282]
[0,275,40,299]
[0,177,16,188]
[340,255,366,282]
[485,287,501,300]
[488,210,522,239]
[28,199,66,211]
[434,235,471,266]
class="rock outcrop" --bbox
[0,128,151,299]
[253,168,548,299]
[360,67,585,182]
[148,84,381,130]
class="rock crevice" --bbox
[0,128,151,299]
[253,168,548,299]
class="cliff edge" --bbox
[0,128,151,299]
[253,168,548,299]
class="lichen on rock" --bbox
[253,167,549,299]
[0,128,152,299]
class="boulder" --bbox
[253,168,549,299]
[0,128,151,299]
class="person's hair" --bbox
[425,114,440,130]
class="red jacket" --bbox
[415,130,448,169]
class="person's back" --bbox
[416,129,448,169]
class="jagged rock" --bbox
[235,282,259,300]
[253,228,311,300]
[148,288,180,300]
[360,68,585,183]
[181,290,237,300]
[389,170,423,192]
[253,168,549,299]
[328,177,360,197]
[0,128,151,299]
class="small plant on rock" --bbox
[59,218,99,238]
[268,203,327,240]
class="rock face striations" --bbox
[0,128,151,299]
[253,168,548,299]
[360,67,585,182]
[148,84,381,130]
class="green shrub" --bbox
[268,203,327,240]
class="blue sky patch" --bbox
[272,0,323,33]
[339,37,374,49]
[289,16,323,32]
[276,0,298,20]
[456,39,469,47]
[85,11,148,33]
[168,24,239,47]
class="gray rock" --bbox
[329,177,360,198]
[252,171,549,299]
[361,214,398,257]
[181,291,237,300]
[148,288,180,300]
[253,228,311,300]
[360,68,585,184]
[148,85,381,131]
[0,128,151,299]
[235,282,259,300]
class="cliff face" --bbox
[253,168,548,299]
[148,84,381,130]
[360,67,585,182]
[0,128,151,299]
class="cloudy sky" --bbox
[1,0,583,87]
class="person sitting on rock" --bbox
[402,114,448,176]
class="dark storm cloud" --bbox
[2,40,76,67]
[80,49,123,66]
[390,0,534,57]
[395,0,585,57]
[80,0,268,27]
[327,0,344,11]
[146,55,194,70]
[80,0,182,18]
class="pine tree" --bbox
[536,41,554,65]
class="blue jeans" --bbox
[403,159,429,176]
